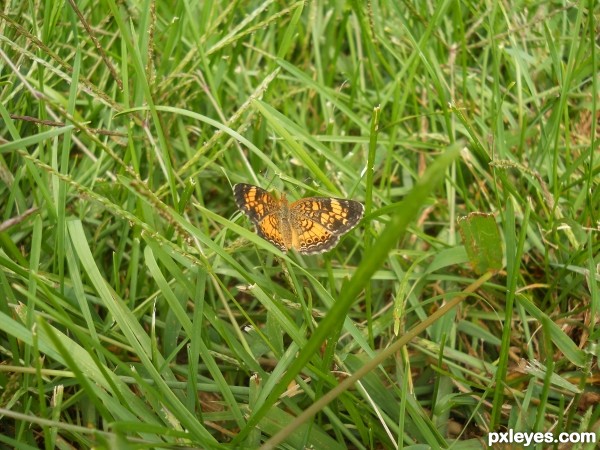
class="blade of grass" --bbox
[233,144,460,446]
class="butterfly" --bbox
[233,183,364,254]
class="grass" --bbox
[0,0,598,449]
